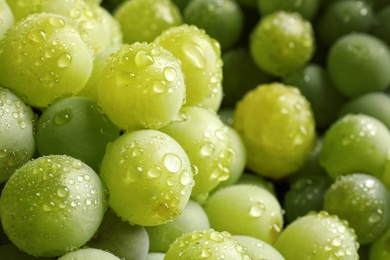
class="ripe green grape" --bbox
[233,82,317,180]
[257,0,321,20]
[0,155,108,257]
[98,42,186,131]
[0,87,36,183]
[338,92,390,130]
[204,184,284,245]
[99,129,194,226]
[327,33,390,98]
[324,173,390,244]
[233,235,285,260]
[164,229,251,259]
[235,172,276,195]
[316,1,374,46]
[154,24,223,111]
[249,10,315,77]
[319,114,390,180]
[36,96,121,174]
[160,106,233,199]
[87,208,149,260]
[146,200,210,253]
[0,12,94,108]
[283,63,346,130]
[57,248,120,260]
[114,0,182,44]
[0,0,14,39]
[183,0,244,50]
[274,211,359,259]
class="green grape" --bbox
[316,1,374,47]
[257,0,321,20]
[146,200,210,252]
[283,63,346,130]
[146,252,165,260]
[249,11,315,77]
[233,235,285,260]
[319,114,390,180]
[86,208,149,260]
[0,0,14,40]
[327,33,390,98]
[324,173,390,244]
[204,184,284,245]
[0,155,108,257]
[0,12,94,108]
[77,47,120,102]
[99,129,194,226]
[36,96,121,173]
[183,0,244,50]
[160,106,233,199]
[369,223,390,259]
[57,248,120,260]
[154,24,223,111]
[164,229,251,259]
[98,42,186,131]
[274,211,359,259]
[0,87,36,183]
[214,126,246,189]
[0,244,56,260]
[221,47,275,109]
[233,82,317,180]
[284,175,332,223]
[338,92,390,130]
[235,172,276,195]
[114,0,182,44]
[370,5,390,61]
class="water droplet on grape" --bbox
[180,170,192,186]
[210,231,224,242]
[153,80,167,93]
[28,29,46,43]
[49,17,65,28]
[200,142,215,156]
[199,249,212,258]
[249,202,266,218]
[163,66,177,82]
[369,210,382,223]
[57,53,72,68]
[135,50,154,68]
[163,153,182,173]
[57,186,69,198]
[71,160,83,170]
[147,165,162,179]
[43,202,54,212]
[182,41,206,69]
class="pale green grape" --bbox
[233,235,285,260]
[57,248,120,260]
[98,42,186,131]
[0,87,36,183]
[0,0,14,40]
[146,200,210,252]
[114,0,182,44]
[160,106,233,199]
[249,11,315,77]
[0,12,94,108]
[164,229,251,259]
[233,82,317,180]
[274,211,359,259]
[99,129,194,226]
[87,208,149,260]
[0,155,108,257]
[204,184,284,245]
[154,24,223,111]
[146,252,165,260]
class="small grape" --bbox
[57,248,120,260]
[154,24,223,111]
[233,82,316,180]
[0,12,94,108]
[98,42,186,131]
[0,155,108,257]
[274,211,359,259]
[164,229,251,259]
[99,129,194,226]
[249,10,315,77]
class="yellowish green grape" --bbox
[98,42,186,131]
[233,82,316,180]
[154,24,223,111]
[0,12,94,108]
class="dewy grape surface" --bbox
[0,0,390,259]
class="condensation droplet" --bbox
[49,16,65,28]
[180,170,192,186]
[135,50,154,68]
[182,41,206,69]
[28,29,46,43]
[57,186,69,198]
[249,202,265,217]
[200,142,215,156]
[147,166,162,178]
[163,153,182,173]
[163,66,177,82]
[57,53,72,68]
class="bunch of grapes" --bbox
[0,0,390,259]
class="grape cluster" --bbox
[0,0,390,259]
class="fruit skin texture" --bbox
[0,155,108,257]
[233,82,316,180]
